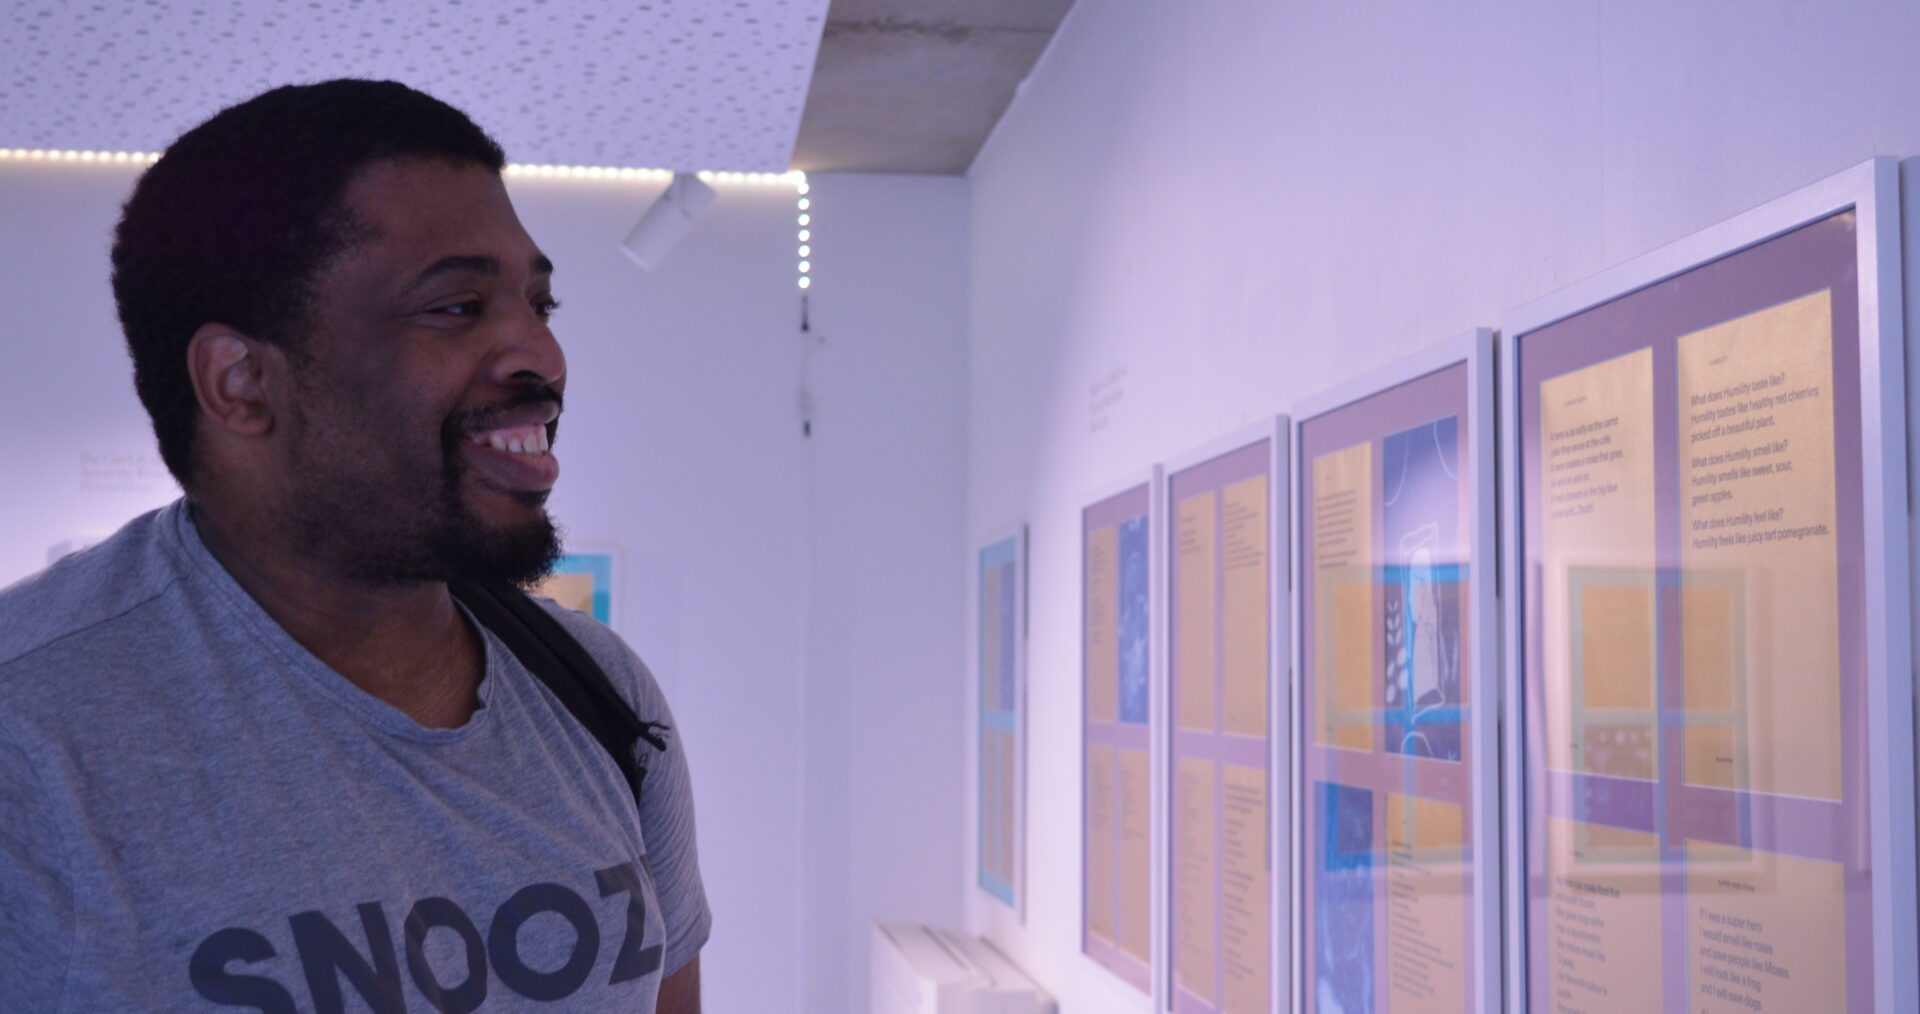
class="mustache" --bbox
[448,387,564,430]
[442,386,565,449]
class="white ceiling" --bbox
[1,0,830,171]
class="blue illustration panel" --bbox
[1380,416,1464,762]
[1315,781,1375,1014]
[1117,514,1150,725]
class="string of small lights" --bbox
[1,149,814,300]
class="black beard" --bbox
[282,394,563,588]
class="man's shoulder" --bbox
[0,507,181,675]
[526,595,667,714]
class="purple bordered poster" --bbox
[1298,361,1481,1014]
[1084,479,1154,993]
[1166,433,1278,1014]
[1513,209,1888,1013]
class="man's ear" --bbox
[185,323,281,439]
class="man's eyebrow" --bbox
[404,254,501,293]
[401,252,552,295]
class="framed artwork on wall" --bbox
[1083,467,1165,999]
[1162,418,1290,1014]
[1501,157,1915,1013]
[534,550,618,628]
[977,526,1028,915]
[1292,331,1501,1013]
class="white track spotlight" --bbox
[620,172,718,271]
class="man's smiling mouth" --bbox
[466,423,551,455]
[458,397,561,457]
[454,399,562,491]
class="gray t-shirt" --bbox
[0,501,710,1012]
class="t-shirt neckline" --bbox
[161,499,504,744]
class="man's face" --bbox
[275,157,566,586]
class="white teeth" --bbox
[472,425,550,455]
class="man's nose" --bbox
[490,308,567,391]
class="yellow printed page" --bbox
[1090,745,1121,941]
[534,571,596,616]
[1677,289,1842,800]
[996,731,1016,883]
[1221,764,1270,1012]
[1384,793,1467,1009]
[1312,442,1376,751]
[981,729,1003,880]
[1086,744,1115,943]
[1175,757,1218,1002]
[1546,817,1663,1013]
[1685,840,1846,1013]
[1176,491,1220,732]
[1086,525,1119,722]
[1222,475,1270,739]
[1118,748,1153,963]
[1541,349,1657,779]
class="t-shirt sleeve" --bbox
[626,655,712,976]
[0,730,73,1010]
[536,602,713,976]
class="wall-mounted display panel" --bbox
[1502,157,1915,1013]
[978,527,1028,914]
[534,550,618,627]
[1164,420,1290,1014]
[1293,331,1500,1013]
[1084,469,1164,996]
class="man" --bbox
[0,80,708,1012]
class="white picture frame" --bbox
[1499,156,1913,1013]
[1289,329,1500,1013]
[1079,465,1166,1008]
[974,524,1029,918]
[1159,417,1292,1014]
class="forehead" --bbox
[336,158,533,268]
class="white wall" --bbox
[0,160,967,1014]
[801,172,970,1014]
[963,1,1920,1010]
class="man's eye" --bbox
[433,300,484,317]
[534,297,562,320]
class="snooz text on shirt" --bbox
[188,861,660,1013]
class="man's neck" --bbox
[189,499,486,730]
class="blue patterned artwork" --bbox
[1315,781,1375,1014]
[1381,416,1463,762]
[1117,514,1150,725]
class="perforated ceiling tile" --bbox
[0,0,829,171]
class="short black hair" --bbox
[111,79,507,487]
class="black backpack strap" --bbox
[449,579,668,808]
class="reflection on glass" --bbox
[1566,567,1659,783]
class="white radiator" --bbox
[869,923,1054,1014]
